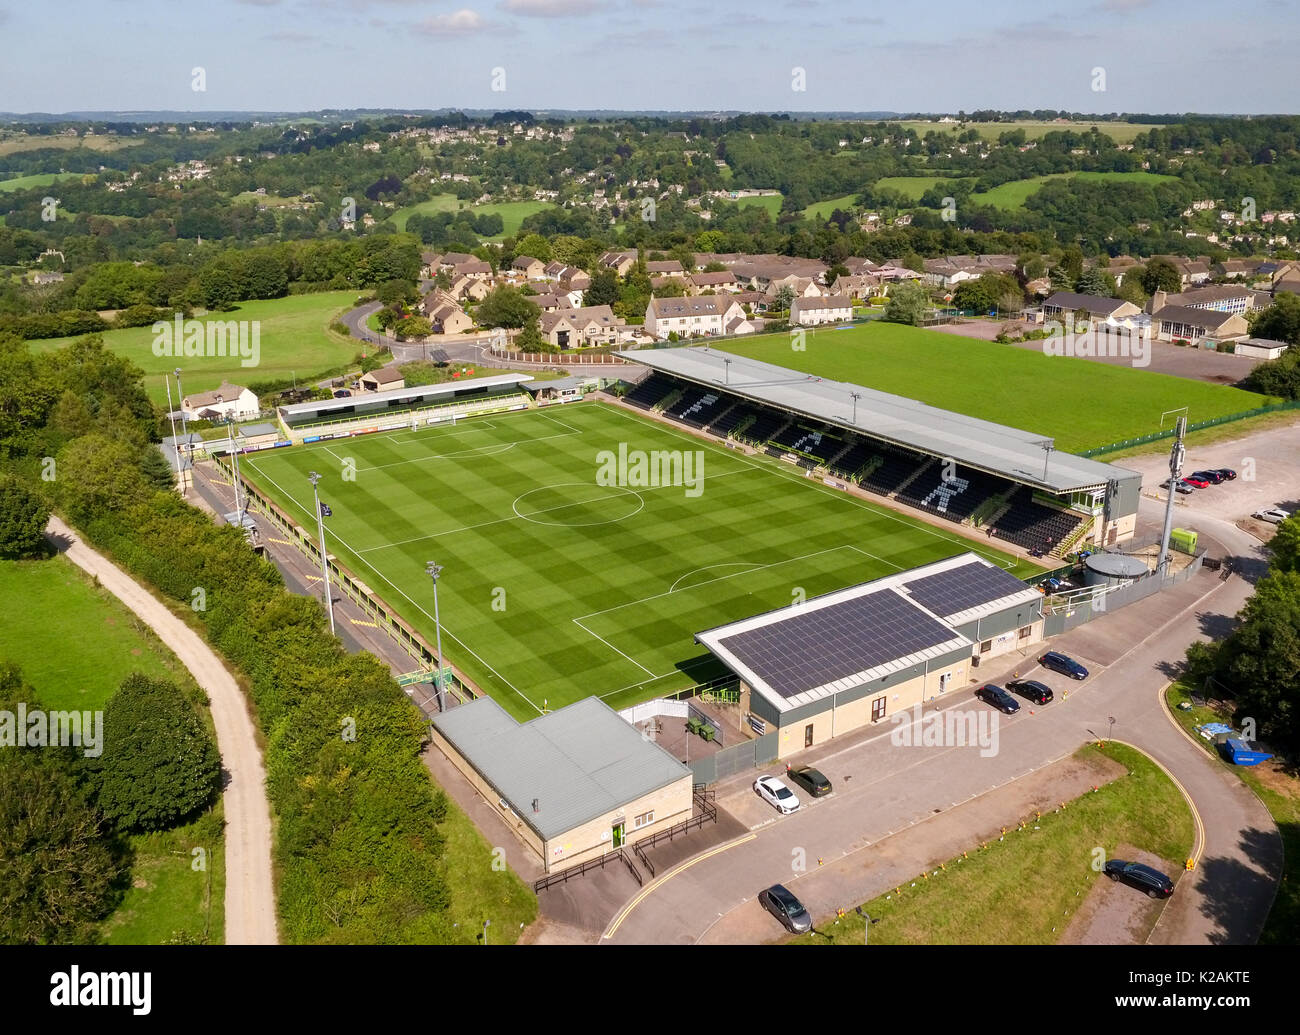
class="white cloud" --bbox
[416,9,486,34]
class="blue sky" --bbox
[1,0,1297,115]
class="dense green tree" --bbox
[883,280,931,325]
[474,286,540,329]
[88,674,221,833]
[585,268,620,308]
[0,476,50,559]
[1250,292,1300,346]
[1139,258,1182,294]
[1075,267,1118,297]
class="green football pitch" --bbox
[241,402,1040,720]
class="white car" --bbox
[1253,507,1293,525]
[754,775,801,814]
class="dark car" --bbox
[1039,651,1088,680]
[1103,859,1175,899]
[787,765,832,797]
[758,883,813,933]
[1007,679,1054,705]
[332,389,352,398]
[975,684,1020,714]
[1211,468,1237,481]
[1189,470,1226,485]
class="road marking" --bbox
[267,537,293,546]
[350,618,378,628]
[603,833,756,941]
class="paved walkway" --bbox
[45,515,279,945]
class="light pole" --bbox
[1108,715,1116,742]
[723,357,731,385]
[850,390,862,425]
[855,906,880,946]
[482,919,490,947]
[227,417,245,526]
[308,472,335,635]
[1041,438,1054,481]
[426,561,446,712]
[174,368,188,494]
[164,374,181,490]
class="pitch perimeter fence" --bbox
[1080,400,1300,457]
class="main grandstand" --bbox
[615,347,1141,557]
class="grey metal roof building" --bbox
[616,345,1139,497]
[276,372,533,426]
[431,695,691,842]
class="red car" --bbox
[1181,475,1211,488]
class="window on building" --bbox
[980,639,992,653]
[633,810,654,830]
[1018,625,1032,639]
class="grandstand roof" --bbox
[276,373,532,421]
[617,346,1136,494]
[696,553,1042,713]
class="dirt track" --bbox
[45,515,278,945]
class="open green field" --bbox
[727,193,783,217]
[803,193,859,221]
[390,193,556,238]
[874,175,975,200]
[896,120,1159,144]
[28,291,361,404]
[0,556,197,709]
[799,742,1193,944]
[0,555,224,944]
[0,133,134,157]
[971,170,1178,210]
[719,324,1278,454]
[0,171,85,193]
[241,402,1035,720]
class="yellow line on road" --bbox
[350,619,378,628]
[603,833,756,941]
[267,537,293,545]
[304,575,322,583]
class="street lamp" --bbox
[482,919,490,947]
[308,472,335,635]
[723,357,731,385]
[426,561,446,712]
[855,906,880,946]
[1108,715,1116,742]
[163,374,182,491]
[226,416,245,526]
[850,390,862,425]
[174,368,188,494]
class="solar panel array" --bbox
[901,561,1032,620]
[718,588,958,699]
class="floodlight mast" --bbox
[308,471,335,635]
[1157,417,1187,578]
[426,561,446,712]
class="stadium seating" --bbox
[990,488,1085,552]
[664,386,731,429]
[897,463,1010,523]
[826,439,873,479]
[769,423,844,464]
[859,446,928,496]
[623,373,675,410]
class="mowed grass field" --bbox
[874,175,975,200]
[0,171,86,192]
[389,193,557,238]
[895,120,1159,144]
[28,291,361,404]
[803,193,860,221]
[971,170,1178,210]
[720,324,1278,454]
[241,402,1035,720]
[727,193,784,217]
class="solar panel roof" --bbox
[718,588,957,699]
[901,560,1035,621]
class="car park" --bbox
[1253,507,1293,525]
[1039,651,1088,680]
[759,884,813,933]
[787,765,832,797]
[975,684,1020,714]
[1006,679,1054,704]
[754,774,801,814]
[1103,859,1175,899]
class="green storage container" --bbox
[1170,528,1198,554]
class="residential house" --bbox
[448,274,491,303]
[181,382,259,422]
[790,295,853,326]
[598,251,637,276]
[1213,259,1264,280]
[1147,286,1258,317]
[643,296,748,339]
[453,259,492,281]
[831,273,880,301]
[688,270,739,293]
[421,291,474,335]
[765,275,822,303]
[511,255,545,279]
[646,259,686,278]
[539,305,627,348]
[530,293,574,313]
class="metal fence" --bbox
[689,731,778,785]
[1041,550,1207,636]
[1080,400,1300,457]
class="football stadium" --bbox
[238,346,1141,724]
